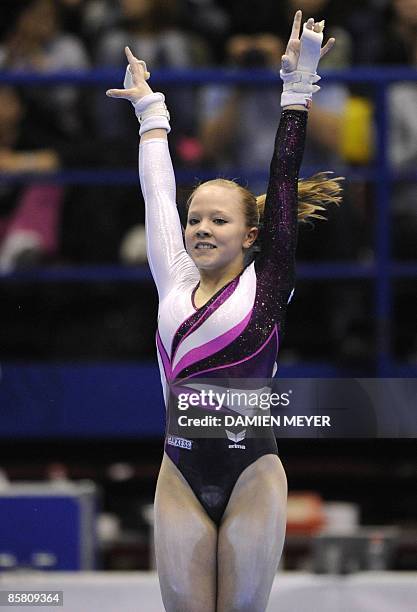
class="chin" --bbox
[195,260,217,270]
[188,251,217,268]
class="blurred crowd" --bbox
[0,0,416,362]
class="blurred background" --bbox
[0,0,416,609]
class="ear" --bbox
[243,226,259,248]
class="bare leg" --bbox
[217,454,288,612]
[154,452,217,612]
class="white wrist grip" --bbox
[280,70,321,108]
[133,92,171,136]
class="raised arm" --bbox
[255,109,307,298]
[138,135,196,299]
[255,11,335,306]
[106,48,196,299]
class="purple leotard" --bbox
[139,109,307,523]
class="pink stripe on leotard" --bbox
[172,308,252,378]
[185,323,279,379]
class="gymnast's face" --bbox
[185,185,258,272]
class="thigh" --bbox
[154,452,217,612]
[217,454,288,612]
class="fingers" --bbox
[290,9,302,40]
[105,87,138,99]
[125,46,144,80]
[141,62,151,80]
[306,18,324,33]
[306,17,325,34]
[315,20,325,33]
[125,45,141,70]
[281,54,291,71]
[106,47,153,100]
[124,46,150,81]
[320,37,336,57]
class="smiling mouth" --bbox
[195,243,217,250]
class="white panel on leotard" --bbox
[171,263,257,371]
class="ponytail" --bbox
[256,171,344,223]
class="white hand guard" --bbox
[124,62,171,135]
[280,22,324,108]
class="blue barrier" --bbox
[0,67,416,383]
[0,362,165,438]
[0,66,416,85]
[1,167,417,186]
[2,262,417,283]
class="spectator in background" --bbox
[379,0,417,64]
[181,0,231,62]
[382,0,417,359]
[0,81,145,269]
[0,0,90,141]
[54,0,87,39]
[0,1,150,268]
[57,0,123,55]
[96,0,209,66]
[386,0,417,259]
[0,86,63,271]
[94,0,210,146]
[221,0,286,37]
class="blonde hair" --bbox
[186,172,344,227]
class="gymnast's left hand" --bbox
[106,46,153,104]
[281,9,335,73]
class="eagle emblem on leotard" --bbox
[225,429,246,443]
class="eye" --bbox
[213,218,226,224]
[188,218,199,225]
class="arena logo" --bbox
[167,435,192,450]
[225,429,246,449]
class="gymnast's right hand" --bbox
[106,46,153,104]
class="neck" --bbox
[198,259,244,294]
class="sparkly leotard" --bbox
[139,109,307,524]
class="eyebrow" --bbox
[189,210,229,216]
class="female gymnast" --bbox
[107,9,340,612]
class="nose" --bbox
[196,227,211,238]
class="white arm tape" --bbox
[298,23,323,73]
